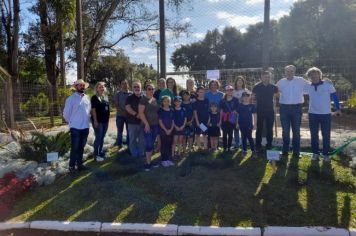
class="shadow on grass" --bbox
[3,148,355,228]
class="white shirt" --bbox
[63,93,91,129]
[304,81,336,114]
[233,88,250,100]
[277,76,308,104]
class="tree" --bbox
[1,0,20,127]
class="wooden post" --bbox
[159,0,166,79]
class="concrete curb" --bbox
[0,221,355,236]
[101,223,178,235]
[0,222,30,230]
[263,226,350,236]
[30,221,101,232]
[178,225,260,235]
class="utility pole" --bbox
[76,0,84,81]
[262,0,270,70]
[155,41,160,81]
[159,0,166,78]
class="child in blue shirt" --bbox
[180,90,194,154]
[172,96,187,158]
[208,103,221,151]
[158,96,175,167]
[193,87,210,150]
[237,92,256,154]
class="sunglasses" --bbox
[147,87,154,91]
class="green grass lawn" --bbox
[3,148,356,228]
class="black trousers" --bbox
[221,121,234,150]
[255,111,274,147]
[160,134,173,161]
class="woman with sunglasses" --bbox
[138,84,160,171]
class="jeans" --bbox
[160,134,173,161]
[280,104,302,153]
[116,115,129,146]
[240,127,255,151]
[309,113,331,156]
[93,122,109,156]
[221,122,234,150]
[128,123,145,157]
[69,128,89,168]
[144,125,159,152]
[256,111,275,148]
[234,128,240,147]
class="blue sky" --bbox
[19,0,297,84]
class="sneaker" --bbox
[229,146,235,151]
[323,155,331,162]
[77,165,91,171]
[95,156,105,162]
[69,166,76,173]
[166,160,175,166]
[144,163,151,171]
[151,162,160,168]
[311,154,319,161]
[161,161,170,167]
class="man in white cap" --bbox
[63,79,91,172]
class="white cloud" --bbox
[131,47,153,54]
[216,11,262,28]
[181,17,191,23]
[193,32,205,39]
[246,0,263,5]
[271,10,290,20]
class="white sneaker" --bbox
[311,154,319,161]
[96,156,104,162]
[323,155,331,162]
[166,160,175,166]
[161,161,170,167]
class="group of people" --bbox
[63,65,341,172]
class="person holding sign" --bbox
[304,67,341,162]
[193,86,210,150]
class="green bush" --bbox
[20,92,49,117]
[348,91,356,109]
[14,131,71,163]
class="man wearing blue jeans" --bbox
[63,79,92,172]
[114,80,132,148]
[304,67,341,162]
[277,65,309,157]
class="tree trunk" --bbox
[76,0,84,81]
[59,22,66,87]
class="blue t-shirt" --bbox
[158,108,174,134]
[209,112,220,127]
[173,107,186,127]
[237,104,256,129]
[205,91,224,105]
[219,97,239,113]
[192,98,210,125]
[181,102,193,122]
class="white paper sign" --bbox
[266,150,280,161]
[47,152,59,162]
[206,70,220,80]
[199,123,208,132]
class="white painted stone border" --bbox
[263,226,350,236]
[1,221,355,236]
[101,223,178,235]
[30,221,101,232]
[0,222,30,230]
[178,225,260,235]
